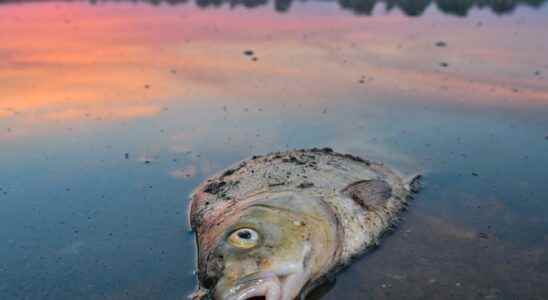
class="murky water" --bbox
[1,0,547,299]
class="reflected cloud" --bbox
[0,109,11,119]
[43,105,162,121]
[1,1,547,143]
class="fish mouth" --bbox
[215,271,307,300]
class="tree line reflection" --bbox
[0,0,546,16]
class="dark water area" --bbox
[0,0,547,299]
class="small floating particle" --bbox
[439,62,449,67]
[124,153,130,159]
[478,232,488,239]
[472,172,479,177]
[144,84,150,89]
[243,50,254,56]
[435,41,447,47]
[144,160,151,164]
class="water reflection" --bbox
[0,0,546,16]
[1,1,547,136]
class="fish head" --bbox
[196,192,340,300]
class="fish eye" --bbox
[227,228,259,249]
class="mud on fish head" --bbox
[196,193,340,300]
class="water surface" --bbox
[1,0,548,299]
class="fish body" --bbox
[188,148,419,300]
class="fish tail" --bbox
[404,174,422,194]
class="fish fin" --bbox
[188,288,210,300]
[341,179,392,210]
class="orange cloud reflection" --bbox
[1,2,547,140]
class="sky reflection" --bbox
[1,2,547,142]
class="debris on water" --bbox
[439,62,449,67]
[170,69,177,74]
[544,135,548,140]
[251,57,258,61]
[243,50,254,56]
[534,70,541,76]
[144,160,151,164]
[144,84,150,89]
[435,41,447,47]
[478,232,489,239]
[472,172,479,177]
[124,153,130,159]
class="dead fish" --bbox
[188,148,420,300]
